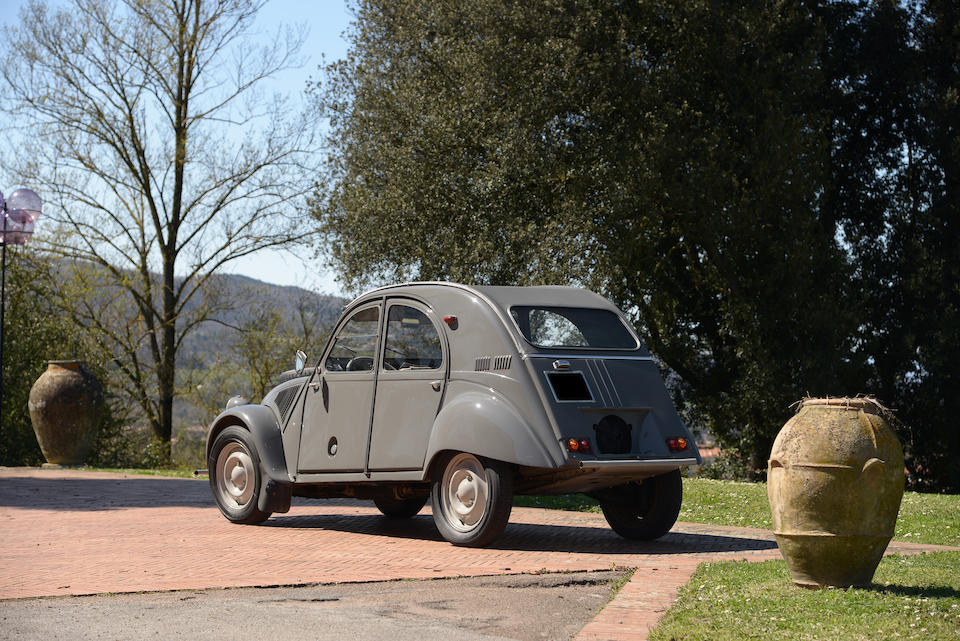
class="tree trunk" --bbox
[750,433,773,481]
[156,254,177,462]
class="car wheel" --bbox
[600,469,682,540]
[208,425,272,524]
[431,452,513,547]
[374,495,428,518]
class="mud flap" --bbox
[258,478,292,513]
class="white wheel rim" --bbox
[441,453,488,532]
[216,442,255,509]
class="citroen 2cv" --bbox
[206,283,700,546]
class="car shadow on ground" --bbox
[0,476,214,510]
[0,475,379,511]
[0,474,776,556]
[265,512,778,555]
[0,473,424,513]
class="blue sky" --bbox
[0,0,353,296]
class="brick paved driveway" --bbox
[1,468,953,640]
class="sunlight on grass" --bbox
[516,478,959,547]
[649,552,960,641]
[896,491,960,547]
[679,478,772,530]
[80,467,200,479]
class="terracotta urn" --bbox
[768,398,904,588]
[28,360,104,465]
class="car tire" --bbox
[208,425,272,525]
[599,469,682,540]
[374,495,428,519]
[431,452,513,547]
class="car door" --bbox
[366,300,447,471]
[297,302,382,473]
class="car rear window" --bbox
[510,306,639,349]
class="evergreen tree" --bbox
[314,0,958,488]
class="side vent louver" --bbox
[475,355,512,371]
[275,386,298,421]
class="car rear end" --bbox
[485,294,700,494]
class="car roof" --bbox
[354,282,645,355]
[359,281,619,312]
[470,285,619,311]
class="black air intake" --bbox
[274,386,299,421]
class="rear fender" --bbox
[425,391,559,473]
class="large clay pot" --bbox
[28,360,104,465]
[768,398,904,588]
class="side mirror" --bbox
[295,350,307,375]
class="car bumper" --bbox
[516,457,701,494]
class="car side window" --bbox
[382,304,442,370]
[324,306,380,372]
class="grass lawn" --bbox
[514,478,960,639]
[648,552,960,641]
[515,477,960,547]
[80,466,199,478]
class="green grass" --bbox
[79,466,200,479]
[608,569,635,597]
[515,478,959,547]
[678,478,773,530]
[516,479,960,640]
[895,491,960,547]
[514,493,602,512]
[648,552,960,641]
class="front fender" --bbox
[425,390,559,470]
[207,404,291,484]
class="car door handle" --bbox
[310,381,321,391]
[430,381,441,392]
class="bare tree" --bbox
[1,0,318,457]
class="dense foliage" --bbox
[313,0,959,490]
[0,249,122,466]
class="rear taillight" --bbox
[666,437,689,452]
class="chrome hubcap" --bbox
[443,454,488,531]
[216,442,255,509]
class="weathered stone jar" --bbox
[28,360,104,465]
[768,398,904,588]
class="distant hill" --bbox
[48,258,348,362]
[173,271,347,428]
[177,271,346,364]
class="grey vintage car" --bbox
[206,282,700,546]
